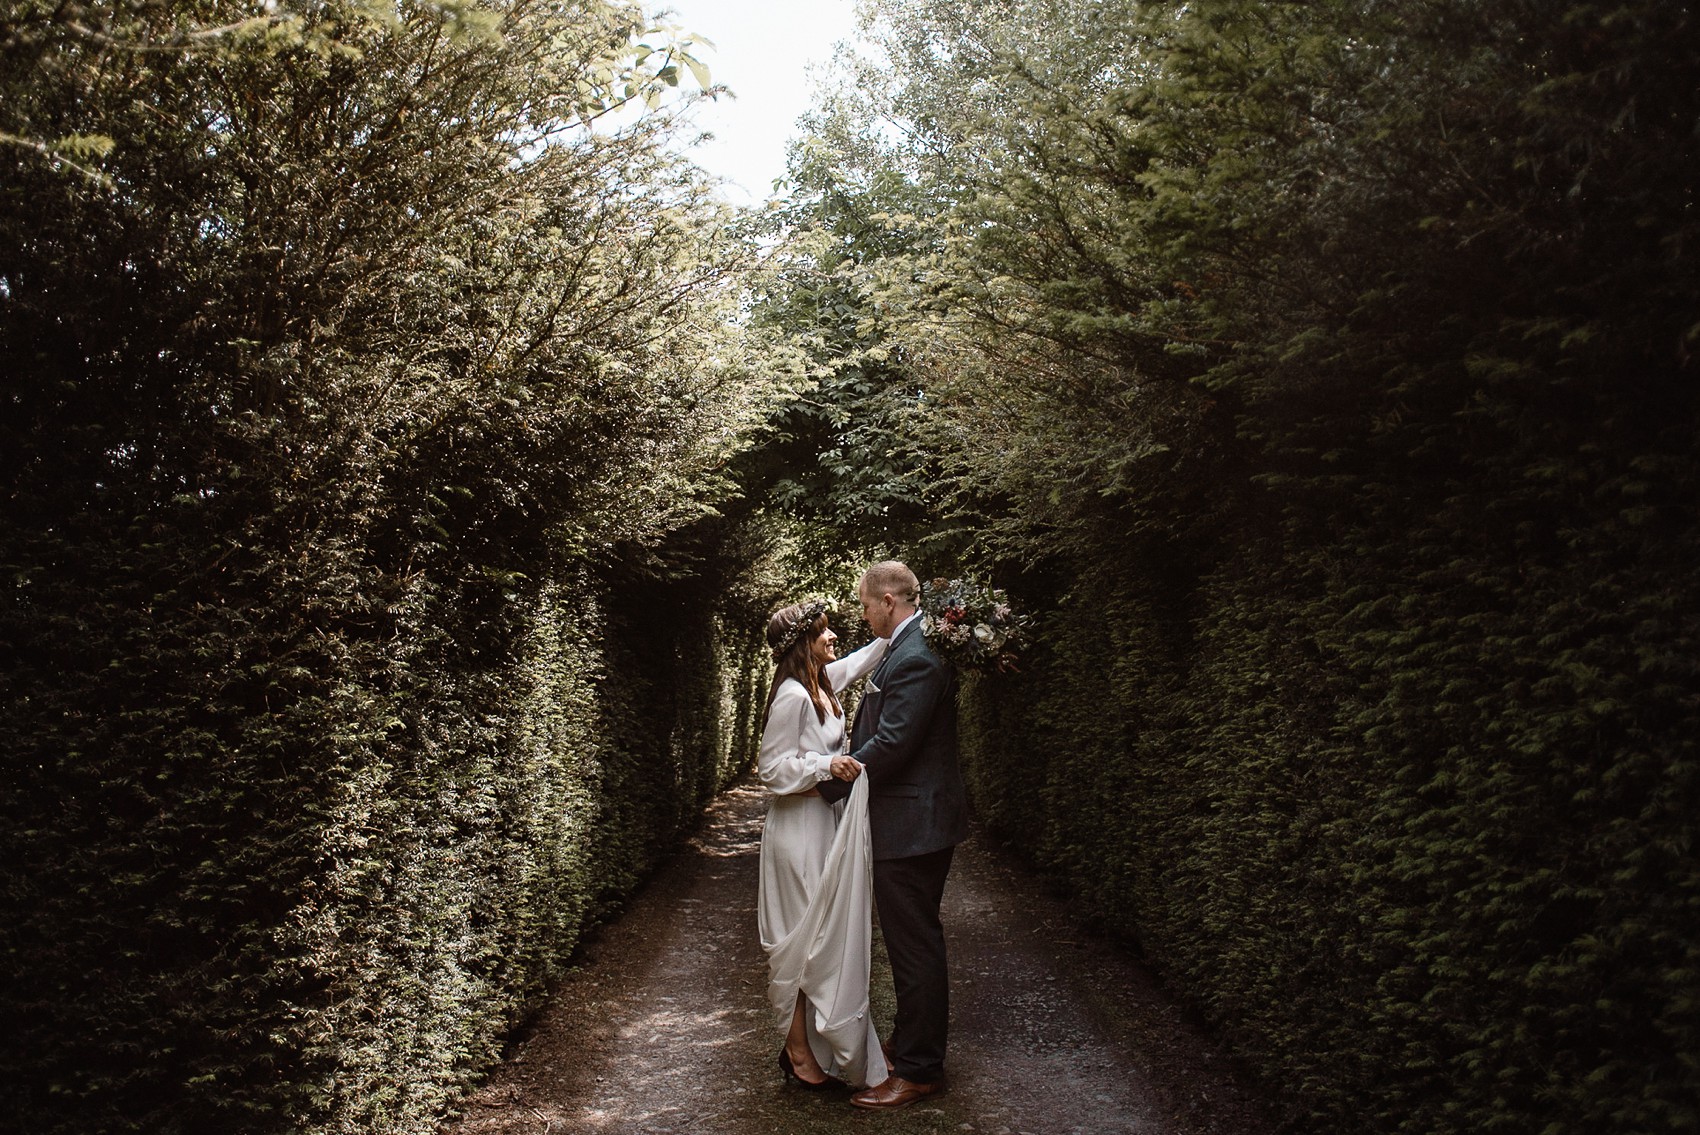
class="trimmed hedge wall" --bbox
[959,422,1700,1133]
[0,7,775,1131]
[0,532,768,1135]
[765,1,1698,1130]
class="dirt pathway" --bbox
[443,781,1275,1135]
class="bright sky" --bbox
[658,0,861,203]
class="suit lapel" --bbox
[873,618,922,687]
[870,621,924,700]
[855,618,920,748]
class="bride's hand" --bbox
[830,756,863,781]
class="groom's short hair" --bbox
[861,560,919,606]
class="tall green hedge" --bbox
[789,1,1700,1129]
[960,434,1700,1132]
[0,530,769,1134]
[0,3,776,1130]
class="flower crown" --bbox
[771,598,830,662]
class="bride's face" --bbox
[810,623,838,666]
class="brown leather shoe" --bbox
[850,1075,942,1110]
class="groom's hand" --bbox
[830,756,863,781]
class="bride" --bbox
[756,599,890,1090]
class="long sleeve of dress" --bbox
[758,681,834,795]
[824,636,888,694]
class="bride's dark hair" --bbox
[764,601,840,726]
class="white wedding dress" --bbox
[756,637,890,1088]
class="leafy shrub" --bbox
[0,3,772,1131]
[805,0,1700,1130]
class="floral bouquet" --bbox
[919,577,1027,673]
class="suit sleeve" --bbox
[817,772,851,804]
[848,648,951,785]
[758,683,833,795]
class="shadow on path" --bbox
[443,780,1275,1135]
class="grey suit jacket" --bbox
[821,618,968,860]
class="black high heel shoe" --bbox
[778,1046,846,1091]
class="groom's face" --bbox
[859,582,896,639]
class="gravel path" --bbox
[442,780,1275,1135]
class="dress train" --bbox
[761,775,889,1088]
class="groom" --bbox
[821,560,968,1109]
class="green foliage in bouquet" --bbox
[919,578,1028,673]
